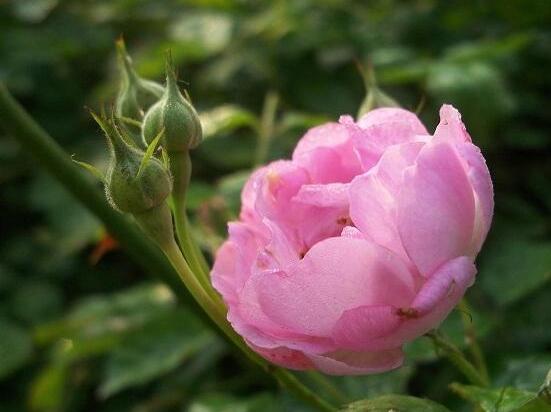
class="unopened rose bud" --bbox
[357,63,399,119]
[115,39,164,148]
[97,115,171,214]
[142,53,202,151]
[92,111,175,247]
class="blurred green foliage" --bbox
[1,0,551,411]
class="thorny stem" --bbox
[0,83,337,412]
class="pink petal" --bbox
[455,143,494,255]
[332,305,401,351]
[292,182,349,209]
[255,160,311,222]
[353,108,429,170]
[249,343,314,370]
[385,256,476,345]
[411,256,476,315]
[434,104,472,143]
[211,222,265,303]
[253,237,416,337]
[292,122,362,183]
[397,141,475,276]
[332,256,476,352]
[357,108,428,133]
[340,226,364,239]
[232,270,337,354]
[240,166,266,222]
[349,142,424,260]
[306,348,404,375]
[211,240,239,303]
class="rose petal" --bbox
[349,142,424,260]
[253,237,415,337]
[397,141,475,276]
[455,143,494,254]
[293,122,362,183]
[306,348,404,375]
[434,104,472,143]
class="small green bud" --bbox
[357,63,399,119]
[142,53,202,152]
[93,112,172,215]
[115,38,164,148]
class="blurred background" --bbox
[1,0,551,411]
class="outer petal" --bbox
[357,107,428,134]
[240,166,267,223]
[211,222,266,303]
[331,256,476,351]
[349,141,424,260]
[292,121,362,183]
[397,141,475,276]
[387,256,476,345]
[255,160,311,223]
[455,143,494,254]
[434,104,472,143]
[249,343,314,370]
[253,237,416,337]
[353,108,429,170]
[306,348,404,375]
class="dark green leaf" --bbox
[450,383,551,412]
[0,317,33,379]
[341,395,451,412]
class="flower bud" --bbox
[357,64,399,119]
[142,54,202,152]
[95,113,172,215]
[115,39,164,147]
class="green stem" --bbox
[169,151,212,284]
[427,330,489,387]
[0,83,335,412]
[254,90,279,166]
[306,371,349,406]
[458,299,490,385]
[274,369,337,412]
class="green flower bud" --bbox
[142,54,202,152]
[94,112,172,215]
[115,39,164,148]
[357,63,399,119]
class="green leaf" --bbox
[341,395,451,412]
[35,283,175,345]
[72,157,106,183]
[10,280,63,325]
[28,364,67,412]
[200,105,259,139]
[478,220,551,306]
[450,383,551,412]
[99,308,215,398]
[495,355,551,391]
[0,317,33,380]
[137,127,164,178]
[188,393,278,412]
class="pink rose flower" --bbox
[211,105,493,375]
